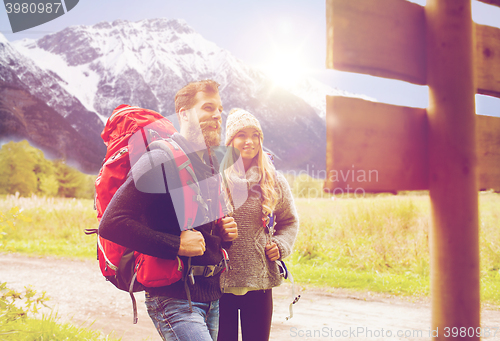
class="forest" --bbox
[0,140,96,199]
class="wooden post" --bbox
[426,0,480,339]
[327,0,500,336]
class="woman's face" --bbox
[232,128,260,161]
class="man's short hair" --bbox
[174,80,220,114]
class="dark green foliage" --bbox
[0,141,38,196]
[0,141,95,198]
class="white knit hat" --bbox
[225,108,263,146]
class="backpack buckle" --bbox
[277,260,288,279]
[187,266,195,285]
[203,265,216,277]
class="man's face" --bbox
[186,91,223,148]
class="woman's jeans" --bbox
[145,293,219,341]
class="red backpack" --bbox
[86,105,204,323]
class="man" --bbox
[99,80,238,340]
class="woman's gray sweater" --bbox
[220,166,299,291]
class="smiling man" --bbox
[176,81,223,153]
[99,80,238,341]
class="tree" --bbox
[0,141,95,198]
[54,160,85,198]
[38,174,59,197]
[0,141,38,196]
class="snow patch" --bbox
[13,40,100,115]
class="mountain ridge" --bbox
[2,18,361,173]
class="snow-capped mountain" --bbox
[0,33,106,172]
[2,18,357,173]
[13,19,265,119]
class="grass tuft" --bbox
[1,313,120,340]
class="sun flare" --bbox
[261,50,308,87]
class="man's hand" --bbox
[178,230,206,257]
[219,216,238,242]
[265,242,280,262]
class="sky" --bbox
[1,0,500,116]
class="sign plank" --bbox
[324,96,428,193]
[477,0,500,7]
[326,1,500,99]
[477,115,500,191]
[476,24,500,98]
[325,96,500,193]
[326,0,426,85]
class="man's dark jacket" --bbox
[99,133,227,302]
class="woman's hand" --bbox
[265,242,280,261]
[219,216,238,241]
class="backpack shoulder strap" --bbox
[148,139,208,230]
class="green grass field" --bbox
[0,314,117,341]
[1,192,500,305]
[0,195,97,258]
[290,193,500,304]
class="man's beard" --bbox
[185,120,221,150]
[200,120,221,147]
[202,127,221,147]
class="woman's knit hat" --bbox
[225,108,263,146]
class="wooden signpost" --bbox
[326,0,500,339]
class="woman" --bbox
[218,108,299,341]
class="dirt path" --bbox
[2,253,500,340]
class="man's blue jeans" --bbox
[145,293,219,341]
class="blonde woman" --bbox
[218,108,299,341]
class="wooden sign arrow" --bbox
[477,0,500,7]
[326,0,500,99]
[325,96,500,193]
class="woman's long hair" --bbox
[220,134,279,215]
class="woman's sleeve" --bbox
[271,172,299,260]
[98,154,181,260]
